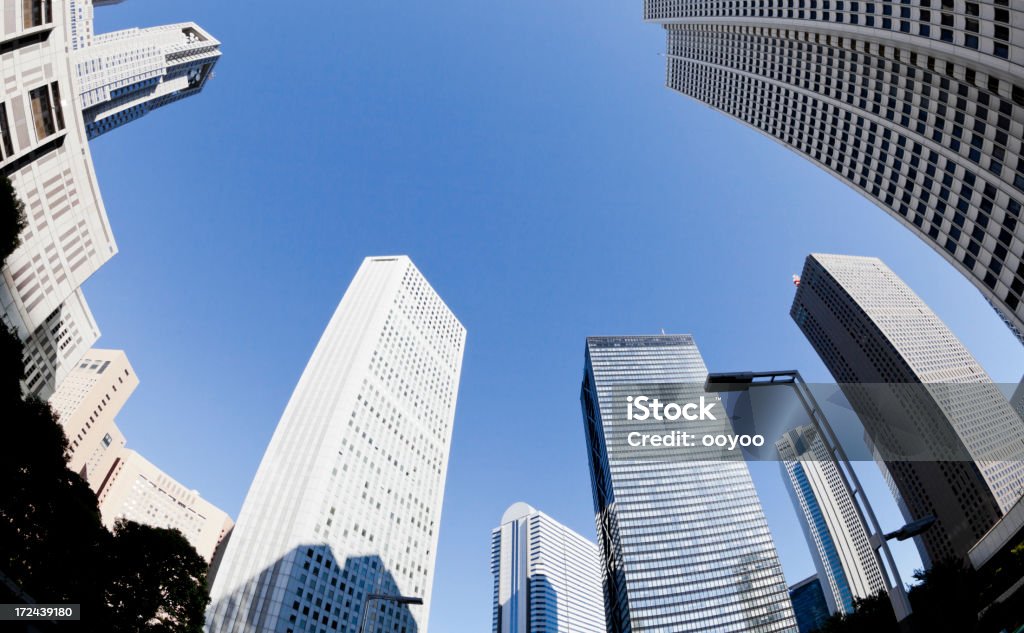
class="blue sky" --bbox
[84,2,1023,630]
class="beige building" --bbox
[49,348,136,489]
[97,449,233,563]
[48,346,232,562]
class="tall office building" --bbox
[490,502,605,633]
[1,1,114,397]
[97,448,233,563]
[791,253,1024,563]
[787,576,830,633]
[1,0,220,397]
[645,1,1024,341]
[75,23,221,139]
[48,348,137,490]
[864,431,931,569]
[776,426,885,615]
[580,335,797,633]
[207,256,466,633]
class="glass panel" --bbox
[49,82,65,131]
[0,103,14,158]
[29,86,55,139]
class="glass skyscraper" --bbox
[787,576,830,633]
[776,426,885,616]
[490,502,605,633]
[207,256,466,633]
[580,335,797,633]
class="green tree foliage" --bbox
[808,553,1024,633]
[816,592,898,633]
[0,326,110,619]
[105,521,211,632]
[0,175,27,263]
[907,560,980,632]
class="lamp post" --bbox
[357,593,423,633]
[704,370,934,630]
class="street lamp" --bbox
[705,370,933,629]
[357,593,423,633]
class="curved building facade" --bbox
[490,503,605,633]
[646,0,1024,342]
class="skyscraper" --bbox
[644,2,1024,341]
[776,426,885,615]
[490,502,605,633]
[787,576,830,633]
[2,0,220,397]
[47,348,137,490]
[2,1,113,397]
[74,23,221,139]
[791,253,1024,562]
[580,335,797,633]
[207,256,466,633]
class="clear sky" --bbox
[84,2,1023,631]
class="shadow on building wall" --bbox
[209,545,419,633]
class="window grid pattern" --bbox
[791,253,1024,563]
[645,8,1024,340]
[581,336,797,633]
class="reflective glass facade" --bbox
[580,335,797,633]
[490,503,605,633]
[777,426,884,616]
[788,576,830,633]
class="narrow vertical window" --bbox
[0,103,14,159]
[49,82,65,130]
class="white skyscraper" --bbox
[207,256,466,633]
[2,0,220,397]
[792,253,1024,563]
[2,1,114,398]
[776,426,885,616]
[490,502,605,633]
[74,22,221,139]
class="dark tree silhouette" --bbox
[0,175,27,264]
[105,520,211,633]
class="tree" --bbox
[816,592,898,633]
[105,520,211,633]
[0,174,27,264]
[0,326,111,619]
[907,560,980,632]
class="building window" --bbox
[0,103,14,159]
[22,0,52,29]
[28,82,64,141]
